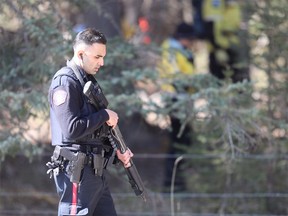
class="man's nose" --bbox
[100,58,104,66]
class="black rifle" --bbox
[83,80,146,201]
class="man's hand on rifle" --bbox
[116,149,134,168]
[105,109,118,128]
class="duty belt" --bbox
[52,146,107,183]
[62,134,103,146]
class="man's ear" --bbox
[77,51,84,60]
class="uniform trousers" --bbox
[53,163,117,216]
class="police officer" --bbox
[48,28,133,216]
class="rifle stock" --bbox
[83,81,146,201]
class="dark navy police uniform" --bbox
[48,60,117,216]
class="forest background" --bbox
[0,0,288,215]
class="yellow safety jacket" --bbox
[158,38,195,93]
[202,0,241,51]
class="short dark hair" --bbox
[173,22,195,40]
[73,28,107,49]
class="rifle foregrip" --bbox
[126,161,146,200]
[112,127,127,153]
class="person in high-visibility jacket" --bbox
[159,22,197,93]
[192,0,249,82]
[158,22,197,191]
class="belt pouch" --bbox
[93,151,105,176]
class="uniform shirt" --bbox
[49,62,109,146]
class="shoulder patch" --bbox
[53,89,68,106]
